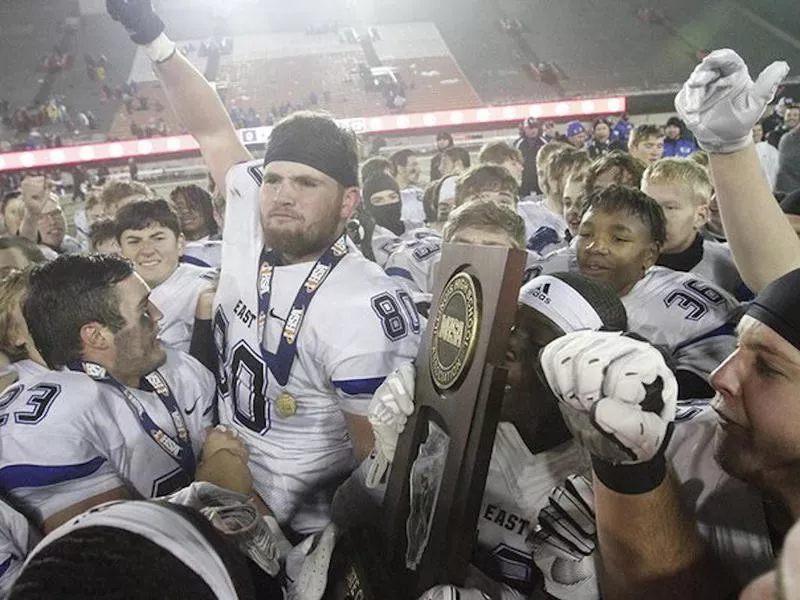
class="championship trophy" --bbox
[328,243,526,599]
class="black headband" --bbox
[262,129,358,189]
[746,268,800,351]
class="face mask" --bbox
[369,200,404,235]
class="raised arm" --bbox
[539,331,728,599]
[675,49,800,292]
[594,472,725,599]
[709,147,800,292]
[106,0,251,188]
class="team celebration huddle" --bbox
[0,0,800,598]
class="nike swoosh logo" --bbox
[184,398,200,416]
[269,308,286,322]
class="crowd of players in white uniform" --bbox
[0,2,799,599]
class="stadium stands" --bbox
[2,0,800,147]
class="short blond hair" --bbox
[442,200,526,249]
[454,165,518,207]
[101,180,152,210]
[0,269,31,362]
[643,157,713,206]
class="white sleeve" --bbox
[223,160,263,244]
[384,239,441,296]
[323,291,422,415]
[0,502,33,597]
[0,431,124,525]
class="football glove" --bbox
[417,585,490,600]
[286,524,339,600]
[530,474,599,600]
[365,363,416,488]
[540,331,677,466]
[675,48,789,153]
[106,0,165,45]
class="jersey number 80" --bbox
[214,291,420,434]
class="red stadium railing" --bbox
[0,96,625,172]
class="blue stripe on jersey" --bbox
[333,377,386,396]
[0,456,107,491]
[179,255,212,267]
[673,322,737,353]
[0,555,12,579]
[384,267,414,281]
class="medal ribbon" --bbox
[257,234,349,385]
[69,362,196,476]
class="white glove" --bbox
[531,474,599,600]
[286,524,339,600]
[417,585,490,600]
[365,363,416,488]
[540,331,677,465]
[675,48,789,153]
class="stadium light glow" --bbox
[0,95,626,172]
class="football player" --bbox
[478,141,524,186]
[641,157,746,298]
[171,184,222,268]
[574,184,738,397]
[357,173,441,267]
[522,147,590,255]
[628,123,665,165]
[100,179,152,217]
[9,495,282,599]
[115,198,216,352]
[561,168,589,241]
[106,0,422,534]
[384,166,520,300]
[584,150,647,193]
[0,255,240,533]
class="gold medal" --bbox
[275,392,297,418]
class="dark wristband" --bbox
[189,318,216,374]
[591,453,667,495]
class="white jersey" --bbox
[386,239,541,317]
[183,238,223,268]
[0,500,32,598]
[474,412,772,599]
[8,360,47,383]
[217,161,422,534]
[0,350,214,526]
[517,200,566,255]
[476,423,589,598]
[525,244,578,281]
[667,404,773,585]
[622,267,738,380]
[693,240,748,300]
[150,263,217,353]
[370,224,436,268]
[383,229,443,297]
[400,187,426,224]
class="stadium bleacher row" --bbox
[2,0,800,149]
